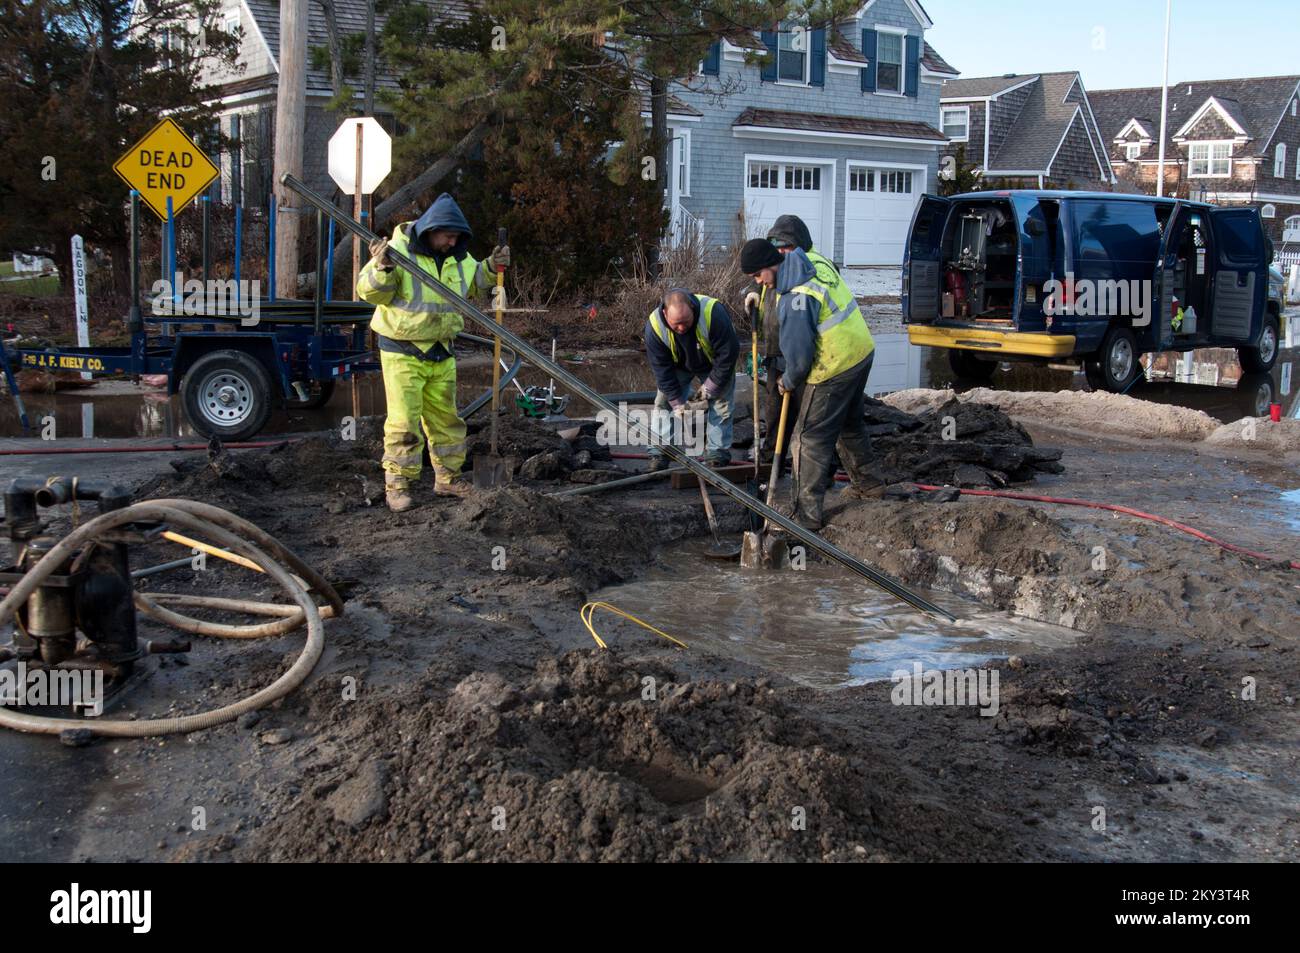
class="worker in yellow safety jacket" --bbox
[357,192,509,512]
[741,237,878,532]
[743,215,841,467]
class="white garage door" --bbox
[844,165,922,266]
[744,159,833,256]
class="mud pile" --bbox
[238,649,1018,863]
[862,397,1064,487]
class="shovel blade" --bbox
[471,454,510,488]
[761,534,791,569]
[740,531,763,569]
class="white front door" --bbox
[843,163,924,266]
[743,157,834,256]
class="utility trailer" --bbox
[2,194,519,441]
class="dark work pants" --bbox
[788,352,875,524]
[759,357,802,466]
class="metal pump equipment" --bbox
[0,477,188,705]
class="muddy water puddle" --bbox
[593,540,1081,690]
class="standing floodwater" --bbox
[593,540,1081,689]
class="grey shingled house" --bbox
[938,72,1115,190]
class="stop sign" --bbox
[328,117,391,195]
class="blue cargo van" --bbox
[903,190,1280,392]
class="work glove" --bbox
[690,382,716,403]
[487,244,511,271]
[744,291,760,322]
[778,376,794,395]
[368,239,393,270]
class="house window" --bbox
[876,32,903,94]
[879,170,912,193]
[777,26,808,84]
[1260,204,1275,219]
[748,161,780,189]
[941,107,969,142]
[671,128,691,197]
[223,9,239,33]
[1293,98,1298,117]
[849,168,874,192]
[1285,215,1300,241]
[1189,142,1230,177]
[1126,143,1141,160]
[785,164,820,190]
[1275,143,1288,178]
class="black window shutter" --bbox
[810,28,826,87]
[861,29,877,92]
[761,29,777,82]
[905,35,920,97]
[702,40,721,76]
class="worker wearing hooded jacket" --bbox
[744,215,842,466]
[357,193,509,512]
[742,239,876,531]
[644,288,740,469]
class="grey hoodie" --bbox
[774,249,821,390]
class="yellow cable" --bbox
[579,601,687,651]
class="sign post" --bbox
[70,235,91,379]
[328,117,391,297]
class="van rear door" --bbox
[1207,207,1267,342]
[1153,201,1183,350]
[903,196,950,323]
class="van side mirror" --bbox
[1025,218,1045,237]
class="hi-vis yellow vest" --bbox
[789,275,874,384]
[759,250,838,351]
[647,295,720,363]
[357,223,480,345]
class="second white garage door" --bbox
[743,158,834,256]
[843,164,923,266]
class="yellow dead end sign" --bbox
[112,118,220,221]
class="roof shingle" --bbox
[733,107,946,142]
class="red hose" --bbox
[0,440,296,456]
[908,482,1300,571]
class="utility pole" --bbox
[364,0,377,116]
[274,0,308,297]
[1156,0,1172,198]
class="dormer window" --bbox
[1189,141,1230,177]
[876,32,903,93]
[777,26,809,84]
[1275,143,1287,178]
[1126,143,1141,160]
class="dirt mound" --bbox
[1205,416,1300,454]
[238,650,1014,863]
[884,388,1223,442]
[864,397,1063,487]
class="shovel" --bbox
[698,479,741,559]
[472,227,512,488]
[741,389,792,569]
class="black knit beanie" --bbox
[740,238,783,274]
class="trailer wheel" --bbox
[181,349,274,442]
[947,349,997,382]
[1238,315,1279,373]
[286,379,336,410]
[1084,327,1140,393]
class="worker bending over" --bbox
[358,193,510,512]
[644,288,740,470]
[741,238,877,531]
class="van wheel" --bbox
[180,349,274,442]
[1238,315,1279,373]
[948,349,997,382]
[1084,327,1140,392]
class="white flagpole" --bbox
[1156,0,1172,197]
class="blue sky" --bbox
[924,0,1300,91]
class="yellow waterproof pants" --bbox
[379,349,467,484]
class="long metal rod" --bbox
[281,173,955,621]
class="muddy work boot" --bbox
[772,502,822,533]
[839,478,887,501]
[433,472,473,499]
[385,475,414,513]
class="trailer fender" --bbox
[168,335,290,399]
